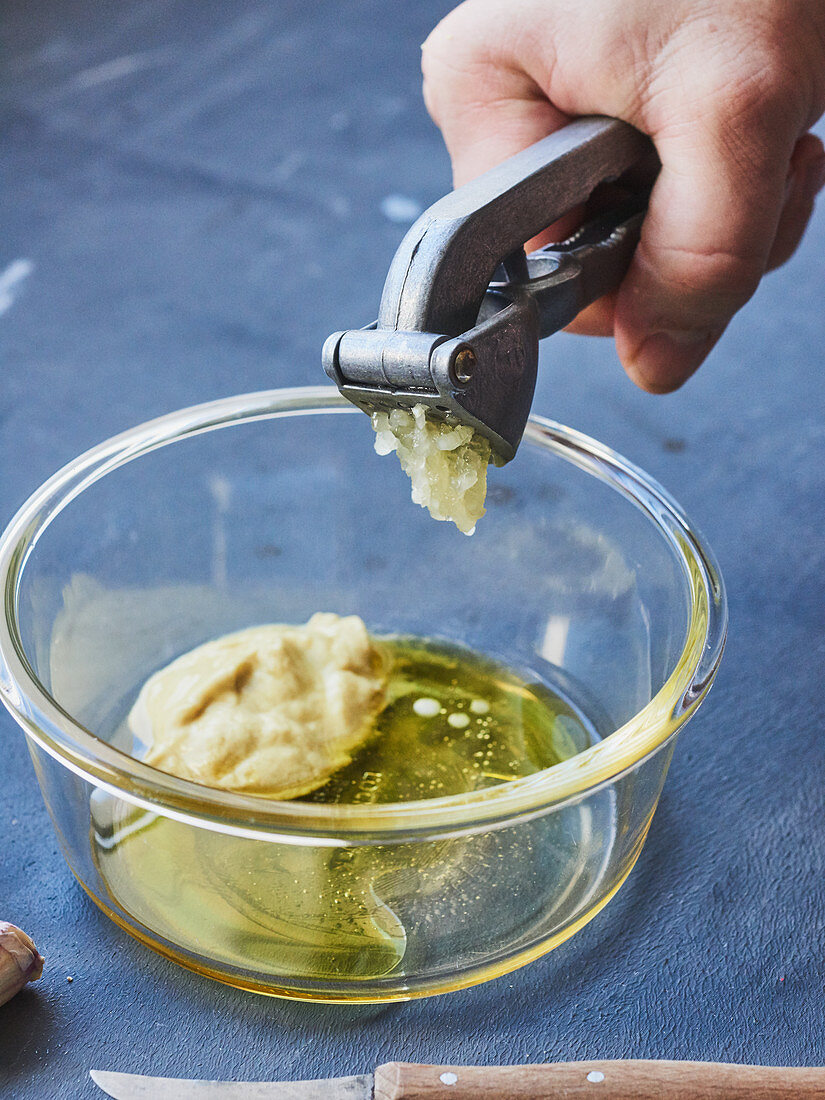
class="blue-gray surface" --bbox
[2,2,824,1097]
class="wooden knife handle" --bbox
[372,1060,825,1099]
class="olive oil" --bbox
[306,635,591,804]
[93,636,600,988]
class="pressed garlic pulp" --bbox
[130,613,388,798]
[371,404,491,535]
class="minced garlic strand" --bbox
[371,404,491,535]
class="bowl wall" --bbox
[27,733,673,999]
[1,389,724,1000]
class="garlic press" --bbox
[323,116,655,463]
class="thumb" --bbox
[614,104,799,392]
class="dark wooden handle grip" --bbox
[372,1060,825,1099]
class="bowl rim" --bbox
[0,385,726,843]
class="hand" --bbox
[421,0,825,392]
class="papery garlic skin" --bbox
[0,922,44,1006]
[371,404,491,535]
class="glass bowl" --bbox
[0,386,725,1002]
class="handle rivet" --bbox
[586,1070,605,1083]
[439,1071,459,1085]
[452,348,476,384]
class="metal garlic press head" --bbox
[323,117,656,463]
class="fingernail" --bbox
[629,329,719,392]
[804,156,825,196]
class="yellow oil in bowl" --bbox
[92,637,599,987]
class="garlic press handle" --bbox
[496,196,648,340]
[324,117,656,464]
[379,116,654,340]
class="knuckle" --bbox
[420,16,452,77]
[653,12,807,143]
[714,56,799,132]
[421,1,548,135]
[652,48,803,183]
[693,8,804,127]
[421,3,479,75]
[420,4,485,121]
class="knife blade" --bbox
[91,1060,825,1099]
[89,1070,373,1100]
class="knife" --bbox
[91,1060,825,1098]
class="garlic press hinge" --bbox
[323,291,539,464]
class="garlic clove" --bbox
[0,922,45,1006]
